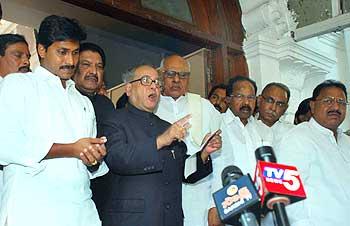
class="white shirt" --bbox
[0,77,3,207]
[255,119,293,147]
[276,118,350,226]
[210,110,274,226]
[210,110,270,204]
[0,66,108,226]
[155,93,221,226]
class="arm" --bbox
[276,130,313,226]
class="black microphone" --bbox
[213,165,260,226]
[254,146,306,226]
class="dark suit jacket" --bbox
[98,104,212,226]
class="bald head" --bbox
[161,54,190,100]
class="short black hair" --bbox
[0,34,28,56]
[227,75,257,96]
[312,79,347,101]
[37,15,86,49]
[262,82,291,102]
[79,42,106,67]
[208,84,227,99]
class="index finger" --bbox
[176,114,192,127]
[89,137,107,145]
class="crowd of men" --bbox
[0,13,349,226]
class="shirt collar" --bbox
[223,108,254,128]
[309,117,343,137]
[160,93,187,103]
[128,103,154,119]
[34,66,75,89]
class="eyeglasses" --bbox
[163,70,190,79]
[230,93,256,101]
[262,96,288,108]
[315,96,349,107]
[129,75,162,88]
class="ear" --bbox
[309,100,315,115]
[37,44,47,59]
[257,95,262,108]
[125,83,132,97]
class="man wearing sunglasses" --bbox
[155,54,222,226]
[276,80,350,226]
[255,82,293,145]
[98,64,218,226]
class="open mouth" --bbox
[148,93,158,101]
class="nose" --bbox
[271,102,277,111]
[91,65,97,74]
[65,53,74,66]
[173,74,180,82]
[22,55,30,66]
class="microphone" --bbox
[254,146,306,226]
[213,165,260,226]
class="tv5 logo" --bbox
[263,166,300,191]
[255,161,306,199]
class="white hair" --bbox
[159,55,191,71]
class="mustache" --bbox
[327,110,342,116]
[84,74,98,81]
[59,65,75,70]
[18,66,30,73]
[214,104,222,112]
[265,109,277,117]
[240,105,252,112]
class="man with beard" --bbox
[208,84,228,113]
[0,15,108,226]
[73,42,115,216]
[99,64,220,226]
[0,34,30,80]
[255,82,293,145]
[276,80,350,226]
[208,76,273,226]
[155,54,222,226]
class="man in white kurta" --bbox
[256,82,293,146]
[0,15,108,226]
[0,33,31,214]
[155,55,221,226]
[276,80,350,226]
[208,76,273,226]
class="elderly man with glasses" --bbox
[98,64,220,226]
[154,54,222,226]
[276,79,350,226]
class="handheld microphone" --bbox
[254,146,306,226]
[213,165,260,226]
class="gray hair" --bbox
[122,67,137,83]
[122,64,156,83]
[159,55,191,71]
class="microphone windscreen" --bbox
[255,146,277,163]
[221,165,243,186]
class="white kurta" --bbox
[276,118,350,226]
[0,76,3,207]
[255,119,293,147]
[0,66,108,226]
[155,93,221,226]
[209,110,274,226]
